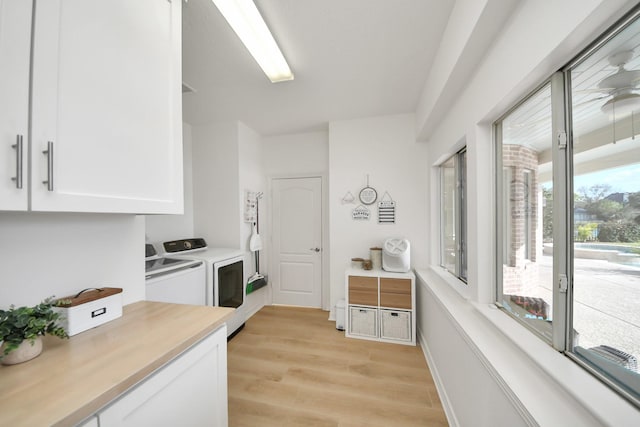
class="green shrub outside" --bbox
[597,222,640,243]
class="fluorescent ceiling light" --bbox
[212,0,294,83]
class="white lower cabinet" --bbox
[76,416,98,427]
[95,325,227,426]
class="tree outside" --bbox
[574,184,640,243]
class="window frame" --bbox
[494,6,640,407]
[440,147,467,283]
[494,79,556,345]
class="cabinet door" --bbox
[30,0,183,213]
[99,325,228,426]
[380,278,412,309]
[76,415,98,427]
[348,275,378,306]
[0,0,31,211]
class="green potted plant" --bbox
[0,297,69,365]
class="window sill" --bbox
[416,267,639,426]
[429,265,469,300]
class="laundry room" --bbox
[1,1,639,426]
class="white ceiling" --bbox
[182,0,454,136]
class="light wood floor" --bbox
[227,305,448,427]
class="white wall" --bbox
[189,120,268,316]
[0,213,144,308]
[328,114,428,311]
[191,121,241,248]
[416,0,520,141]
[262,130,330,309]
[238,122,264,253]
[262,131,329,177]
[416,274,530,427]
[416,0,640,425]
[238,122,268,316]
[145,123,195,244]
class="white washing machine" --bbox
[162,238,246,338]
[145,244,206,305]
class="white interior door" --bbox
[272,177,322,307]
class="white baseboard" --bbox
[417,328,460,427]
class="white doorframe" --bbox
[268,174,329,311]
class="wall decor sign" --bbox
[359,187,377,205]
[378,191,396,224]
[359,174,377,205]
[341,191,356,204]
[352,205,371,220]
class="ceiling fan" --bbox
[578,50,640,116]
[504,51,640,135]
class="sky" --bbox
[574,163,640,194]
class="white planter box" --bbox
[55,288,123,336]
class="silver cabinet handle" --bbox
[11,135,23,189]
[309,248,321,252]
[42,141,54,191]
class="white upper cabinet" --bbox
[0,0,31,211]
[28,0,183,213]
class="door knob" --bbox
[309,248,321,252]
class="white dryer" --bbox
[162,238,246,338]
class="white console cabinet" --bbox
[90,325,227,426]
[345,269,416,346]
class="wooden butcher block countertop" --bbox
[0,301,234,427]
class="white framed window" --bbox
[440,147,467,282]
[496,81,552,342]
[495,9,640,406]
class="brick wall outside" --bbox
[502,144,540,295]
